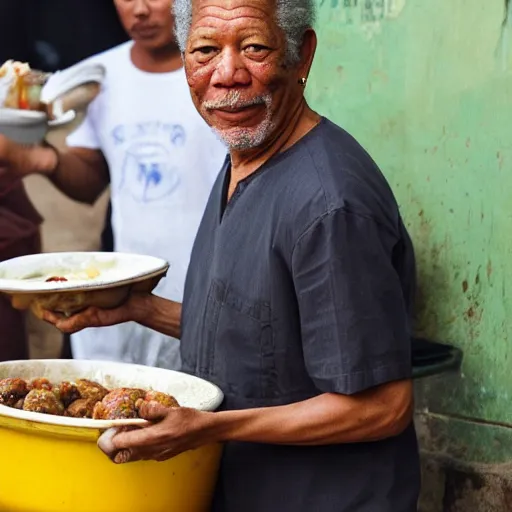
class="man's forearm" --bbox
[1,135,108,204]
[132,294,182,340]
[206,380,413,446]
[37,146,109,204]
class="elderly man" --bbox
[42,0,420,510]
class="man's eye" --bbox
[243,45,271,59]
[245,45,268,53]
[194,46,218,55]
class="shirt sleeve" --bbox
[291,208,413,395]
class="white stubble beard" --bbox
[202,91,276,151]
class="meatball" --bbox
[55,381,81,408]
[106,388,146,403]
[23,389,64,415]
[65,398,96,418]
[28,378,53,391]
[92,388,144,420]
[136,390,180,411]
[76,379,109,402]
[0,378,29,407]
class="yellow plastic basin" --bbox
[0,360,224,512]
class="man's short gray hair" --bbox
[173,0,316,65]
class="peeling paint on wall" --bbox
[495,0,512,70]
[317,0,406,39]
[319,0,406,21]
[387,0,406,18]
[309,0,512,469]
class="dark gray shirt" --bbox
[181,118,420,512]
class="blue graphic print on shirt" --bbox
[111,122,187,203]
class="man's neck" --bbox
[130,42,183,73]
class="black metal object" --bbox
[411,337,463,379]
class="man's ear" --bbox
[297,28,317,80]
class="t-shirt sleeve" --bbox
[65,99,101,150]
[291,208,413,395]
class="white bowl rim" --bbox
[0,251,169,293]
[0,359,224,429]
[0,108,47,124]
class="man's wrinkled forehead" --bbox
[191,0,276,27]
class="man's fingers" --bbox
[97,427,119,457]
[111,424,160,450]
[42,307,112,334]
[42,310,87,334]
[42,310,65,325]
[98,427,142,464]
[40,294,145,334]
[113,449,136,464]
[138,400,169,421]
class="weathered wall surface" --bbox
[309,0,512,509]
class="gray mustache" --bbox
[203,93,269,111]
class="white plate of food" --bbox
[0,59,104,144]
[0,107,76,144]
[0,252,169,318]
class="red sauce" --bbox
[45,276,68,282]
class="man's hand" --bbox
[41,292,151,334]
[0,134,27,190]
[43,293,183,339]
[97,401,217,464]
[0,134,58,188]
[95,380,413,467]
[42,305,132,334]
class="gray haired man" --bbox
[45,0,421,510]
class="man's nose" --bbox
[133,0,150,16]
[211,48,251,87]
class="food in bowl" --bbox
[0,60,50,111]
[0,377,28,407]
[0,377,180,419]
[0,252,169,319]
[21,261,105,283]
[24,389,65,415]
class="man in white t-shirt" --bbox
[0,0,226,369]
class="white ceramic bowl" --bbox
[0,108,48,144]
[0,251,169,317]
[0,359,224,428]
[0,62,105,145]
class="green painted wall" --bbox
[308,0,512,463]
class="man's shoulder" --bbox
[302,118,392,204]
[270,118,402,238]
[74,41,132,68]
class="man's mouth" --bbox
[132,25,159,38]
[216,105,258,113]
[210,103,265,122]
